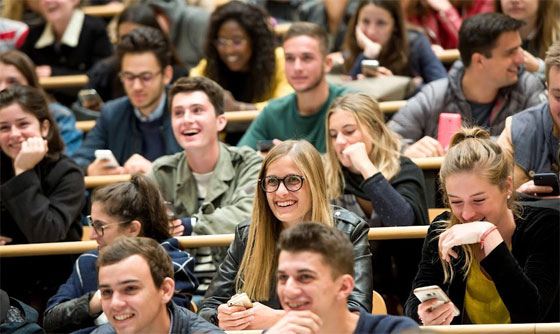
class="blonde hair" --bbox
[325,92,402,200]
[236,140,333,301]
[437,127,517,283]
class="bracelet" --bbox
[479,226,498,249]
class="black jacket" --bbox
[198,206,373,325]
[404,206,560,323]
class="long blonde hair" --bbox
[437,127,517,283]
[325,93,402,200]
[236,140,333,301]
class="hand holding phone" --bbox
[78,89,104,111]
[227,293,253,309]
[533,173,560,196]
[413,285,459,316]
[94,150,119,168]
[437,113,462,151]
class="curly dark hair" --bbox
[204,0,277,103]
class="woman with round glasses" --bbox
[0,85,85,310]
[44,174,198,333]
[324,92,428,307]
[190,1,291,112]
[198,140,372,331]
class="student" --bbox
[0,85,85,311]
[404,127,559,324]
[72,26,182,176]
[199,140,372,330]
[190,1,291,111]
[324,92,428,306]
[496,0,560,76]
[18,0,112,106]
[342,0,447,89]
[91,237,222,334]
[237,22,351,153]
[44,175,198,333]
[389,13,545,158]
[498,41,560,196]
[269,222,419,334]
[147,76,262,299]
[0,50,82,155]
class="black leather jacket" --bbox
[198,206,373,325]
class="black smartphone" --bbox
[78,89,103,110]
[533,173,560,196]
[257,140,274,153]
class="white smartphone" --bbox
[413,285,460,316]
[94,149,119,168]
[227,293,253,308]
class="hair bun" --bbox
[449,127,490,148]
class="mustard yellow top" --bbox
[465,258,511,324]
[189,47,292,110]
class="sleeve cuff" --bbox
[179,217,196,236]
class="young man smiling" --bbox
[268,222,418,334]
[91,237,221,334]
[73,27,182,176]
[237,22,351,153]
[389,13,545,158]
[148,76,262,299]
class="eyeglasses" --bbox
[215,38,247,48]
[118,71,162,85]
[86,215,130,237]
[259,174,305,193]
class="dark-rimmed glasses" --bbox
[259,174,305,193]
[118,71,162,85]
[86,215,130,237]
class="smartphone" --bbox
[257,140,274,153]
[413,285,460,316]
[94,149,119,168]
[78,89,103,109]
[227,293,253,308]
[437,113,462,151]
[361,59,379,73]
[533,173,560,196]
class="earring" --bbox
[507,195,511,200]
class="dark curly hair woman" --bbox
[190,0,291,111]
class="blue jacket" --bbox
[49,102,82,156]
[44,238,198,333]
[71,95,182,171]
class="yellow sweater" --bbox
[189,47,292,110]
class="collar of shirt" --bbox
[133,92,166,122]
[35,9,84,49]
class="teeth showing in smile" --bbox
[287,302,306,308]
[226,56,239,63]
[183,130,199,136]
[114,314,134,321]
[277,201,295,207]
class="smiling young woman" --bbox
[404,127,559,325]
[198,140,373,331]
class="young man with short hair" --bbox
[237,22,351,153]
[91,237,222,334]
[269,222,418,334]
[498,41,560,197]
[147,76,262,298]
[73,26,182,176]
[389,13,545,158]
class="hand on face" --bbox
[341,142,376,174]
[417,299,455,326]
[438,221,495,262]
[522,50,540,73]
[13,137,48,175]
[169,219,184,237]
[266,310,322,334]
[355,26,381,60]
[404,136,445,158]
[123,154,152,175]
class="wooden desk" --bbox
[0,226,429,257]
[75,100,407,133]
[436,49,460,64]
[82,3,124,17]
[39,74,89,89]
[84,174,131,188]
